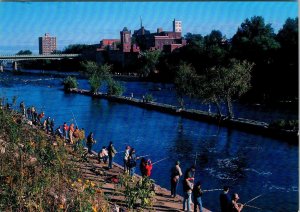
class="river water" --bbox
[0,72,298,211]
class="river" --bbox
[0,72,298,211]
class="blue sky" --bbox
[0,2,298,54]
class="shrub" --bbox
[63,76,78,91]
[144,93,154,103]
[107,79,124,96]
[88,74,101,94]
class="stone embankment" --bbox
[69,88,298,143]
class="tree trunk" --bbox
[214,100,222,117]
[226,95,233,119]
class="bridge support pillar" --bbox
[13,61,18,71]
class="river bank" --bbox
[68,88,298,143]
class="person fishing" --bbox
[170,160,182,198]
[50,118,55,134]
[86,132,96,154]
[192,181,203,212]
[140,157,147,177]
[145,159,153,177]
[107,141,117,169]
[127,148,139,178]
[69,123,75,144]
[220,186,231,212]
[124,145,131,173]
[231,193,244,212]
[46,117,51,133]
[182,165,196,212]
[37,111,45,125]
[98,146,108,164]
[63,122,69,141]
[20,101,25,116]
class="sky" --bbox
[0,2,298,54]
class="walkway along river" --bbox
[0,73,298,211]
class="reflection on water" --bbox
[0,73,298,212]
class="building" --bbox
[173,19,182,33]
[132,19,185,52]
[38,33,56,55]
[98,39,120,51]
[120,27,131,53]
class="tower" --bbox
[173,19,182,33]
[120,27,131,53]
[39,33,56,55]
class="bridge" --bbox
[0,54,80,61]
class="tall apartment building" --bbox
[39,33,57,54]
[173,19,182,33]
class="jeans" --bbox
[171,178,179,197]
[183,191,192,211]
[194,197,203,212]
[109,156,113,169]
[129,167,135,177]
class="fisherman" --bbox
[107,141,117,169]
[140,158,147,177]
[26,107,31,119]
[20,101,25,116]
[145,159,153,177]
[192,181,203,212]
[37,111,45,125]
[124,145,131,173]
[46,117,51,133]
[231,193,243,212]
[69,123,75,144]
[32,109,38,124]
[55,125,64,138]
[182,165,196,212]
[220,186,231,212]
[170,160,183,198]
[63,122,69,140]
[98,146,109,164]
[50,118,55,134]
[127,148,139,177]
[30,106,36,122]
[86,132,95,154]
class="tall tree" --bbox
[231,16,280,101]
[16,50,32,55]
[139,50,161,77]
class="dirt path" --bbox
[72,151,211,212]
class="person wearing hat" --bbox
[170,160,183,198]
[193,181,203,212]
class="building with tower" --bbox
[39,33,56,55]
[173,19,182,33]
[120,27,132,53]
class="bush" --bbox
[88,74,101,94]
[144,93,154,103]
[269,119,298,131]
[107,79,124,96]
[63,76,78,91]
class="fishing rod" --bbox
[242,204,262,210]
[202,188,223,193]
[71,110,79,128]
[152,157,169,165]
[243,194,263,206]
[137,154,150,158]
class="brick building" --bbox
[39,33,56,54]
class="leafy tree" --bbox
[174,63,197,108]
[231,16,280,101]
[81,61,112,93]
[63,76,78,91]
[16,50,32,55]
[62,44,95,54]
[139,50,161,77]
[107,79,124,96]
[184,33,204,47]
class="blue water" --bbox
[0,72,298,211]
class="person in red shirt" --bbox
[145,159,153,177]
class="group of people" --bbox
[169,161,244,212]
[19,100,245,212]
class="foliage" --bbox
[184,33,204,47]
[62,44,95,54]
[174,63,197,108]
[81,61,113,93]
[0,107,108,211]
[144,93,154,103]
[118,174,155,209]
[63,76,78,91]
[269,119,298,131]
[107,79,124,96]
[16,50,32,55]
[139,50,161,77]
